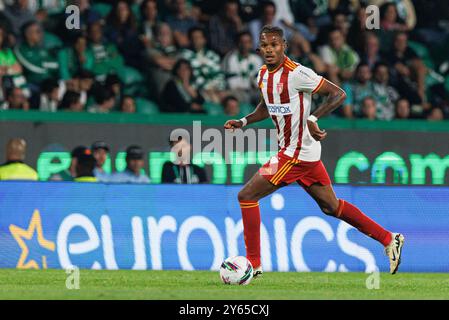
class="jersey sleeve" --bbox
[292,65,324,94]
[256,66,266,89]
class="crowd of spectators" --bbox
[1,0,449,120]
[0,137,208,183]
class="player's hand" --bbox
[224,119,243,132]
[307,120,327,141]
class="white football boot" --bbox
[384,233,405,274]
[253,266,263,279]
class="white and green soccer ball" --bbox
[219,256,253,285]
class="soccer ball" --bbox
[219,256,253,285]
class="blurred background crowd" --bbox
[1,0,449,120]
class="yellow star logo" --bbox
[9,209,55,269]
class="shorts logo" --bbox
[277,83,283,94]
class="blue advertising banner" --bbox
[0,182,448,273]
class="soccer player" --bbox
[224,25,405,277]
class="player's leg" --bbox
[303,182,404,274]
[303,183,392,245]
[237,172,281,271]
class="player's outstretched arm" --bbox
[307,79,346,141]
[224,98,269,130]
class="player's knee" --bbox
[238,190,253,202]
[320,201,339,216]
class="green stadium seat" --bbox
[92,2,112,17]
[131,3,140,20]
[408,41,430,59]
[43,32,63,50]
[117,66,144,86]
[203,102,224,115]
[117,66,146,96]
[135,98,160,114]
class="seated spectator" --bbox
[0,86,29,110]
[427,107,444,121]
[376,1,416,52]
[385,31,426,105]
[347,4,370,54]
[361,96,377,120]
[14,21,58,86]
[49,145,87,181]
[248,1,282,50]
[0,138,37,180]
[222,31,262,104]
[110,145,151,184]
[316,10,350,47]
[87,86,115,113]
[0,24,29,100]
[74,149,97,182]
[139,0,161,49]
[73,69,95,106]
[59,69,93,109]
[105,73,122,110]
[181,26,225,103]
[341,63,376,118]
[120,95,136,113]
[318,28,360,85]
[87,20,124,81]
[395,98,411,119]
[361,32,382,70]
[372,62,399,121]
[162,138,207,184]
[287,33,326,74]
[91,141,110,182]
[208,0,243,56]
[105,0,141,68]
[38,78,59,111]
[58,34,94,80]
[166,0,198,48]
[222,95,240,117]
[59,90,83,112]
[1,0,36,38]
[145,23,178,95]
[380,2,410,32]
[161,58,205,113]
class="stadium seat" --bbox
[43,32,63,50]
[117,66,145,95]
[203,102,224,115]
[135,98,160,114]
[131,3,140,20]
[91,2,112,17]
[117,66,144,85]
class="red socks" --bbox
[239,200,261,268]
[336,199,392,246]
[239,198,392,269]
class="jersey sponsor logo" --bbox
[267,105,292,115]
[276,83,284,95]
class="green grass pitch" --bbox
[0,269,448,300]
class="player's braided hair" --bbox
[259,25,284,39]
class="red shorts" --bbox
[259,152,331,187]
